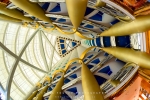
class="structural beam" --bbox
[0,3,33,21]
[66,0,88,29]
[100,15,150,36]
[9,0,52,23]
[0,14,21,22]
[101,47,150,69]
[38,31,49,71]
[5,28,41,100]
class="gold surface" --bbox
[43,76,51,83]
[0,3,33,22]
[36,82,42,88]
[99,15,150,36]
[42,25,56,32]
[48,75,64,100]
[64,58,82,71]
[66,0,88,29]
[101,47,150,69]
[115,16,132,23]
[9,0,52,23]
[36,85,48,100]
[80,46,97,59]
[27,90,38,100]
[52,69,65,80]
[75,31,94,40]
[56,26,76,35]
[82,63,104,100]
[0,14,21,22]
[95,0,106,7]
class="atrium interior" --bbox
[0,0,150,100]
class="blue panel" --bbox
[52,84,56,88]
[49,3,61,12]
[83,59,88,62]
[93,48,96,51]
[60,39,64,43]
[116,59,126,64]
[80,23,85,26]
[110,19,120,25]
[66,70,71,74]
[41,3,50,11]
[89,12,103,21]
[92,40,95,46]
[60,44,65,49]
[87,54,93,58]
[69,74,77,79]
[71,66,77,70]
[98,66,112,75]
[64,78,71,84]
[103,37,111,47]
[50,17,57,21]
[82,30,88,32]
[66,87,78,96]
[100,28,104,31]
[87,64,94,69]
[57,76,61,79]
[72,42,77,47]
[62,50,67,54]
[47,86,52,92]
[61,92,71,100]
[62,25,68,27]
[85,7,95,16]
[57,19,66,22]
[104,53,109,56]
[91,58,100,64]
[94,75,107,85]
[84,24,94,29]
[115,36,130,48]
[96,37,101,47]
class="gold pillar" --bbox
[27,90,38,100]
[82,62,104,100]
[101,47,150,69]
[95,0,106,7]
[36,85,48,100]
[0,3,33,22]
[0,14,21,22]
[65,58,104,100]
[99,15,150,36]
[48,75,64,100]
[9,0,52,23]
[66,0,88,29]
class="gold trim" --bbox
[56,26,76,35]
[52,69,65,80]
[80,46,98,59]
[64,58,82,72]
[75,31,95,40]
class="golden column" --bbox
[66,0,88,29]
[99,15,150,36]
[9,0,52,23]
[0,14,21,22]
[0,3,33,22]
[65,58,104,100]
[27,90,38,100]
[101,47,150,69]
[82,62,104,100]
[48,69,65,100]
[36,85,48,100]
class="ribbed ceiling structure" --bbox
[0,21,63,99]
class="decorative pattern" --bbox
[57,36,81,57]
